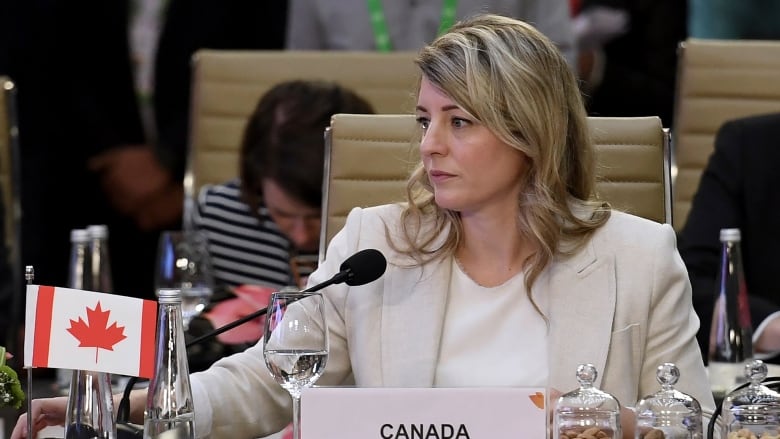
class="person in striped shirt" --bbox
[193,80,374,291]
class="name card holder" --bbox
[300,387,546,439]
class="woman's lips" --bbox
[429,169,455,183]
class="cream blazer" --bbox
[191,204,716,439]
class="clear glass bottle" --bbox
[58,229,92,394]
[721,360,780,439]
[554,364,622,439]
[68,229,91,290]
[87,224,113,293]
[64,369,116,439]
[709,228,754,399]
[144,288,195,439]
[635,363,703,439]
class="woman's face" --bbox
[261,178,321,253]
[416,77,529,216]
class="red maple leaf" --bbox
[67,301,127,362]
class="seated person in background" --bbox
[286,0,577,64]
[13,14,715,439]
[192,81,374,291]
[678,112,780,361]
[689,0,780,40]
[573,0,687,127]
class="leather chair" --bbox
[184,50,419,226]
[672,38,780,231]
[0,76,23,351]
[320,114,671,259]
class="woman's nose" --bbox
[419,122,446,156]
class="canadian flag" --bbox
[24,285,157,378]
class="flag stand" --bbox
[24,265,33,439]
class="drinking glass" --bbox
[263,291,329,439]
[155,230,215,330]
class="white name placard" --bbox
[300,387,547,439]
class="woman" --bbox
[13,14,714,439]
[192,80,374,289]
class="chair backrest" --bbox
[184,49,420,225]
[320,114,671,259]
[0,77,21,279]
[672,38,780,231]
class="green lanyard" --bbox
[366,0,458,52]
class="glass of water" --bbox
[155,230,215,330]
[263,291,328,439]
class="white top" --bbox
[434,259,548,387]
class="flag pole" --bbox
[24,265,33,439]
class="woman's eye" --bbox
[452,118,469,128]
[416,117,430,130]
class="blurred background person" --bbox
[192,80,374,291]
[0,0,288,301]
[572,0,687,127]
[188,80,373,370]
[689,0,780,39]
[286,0,577,64]
[679,112,780,362]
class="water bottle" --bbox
[87,224,113,293]
[68,229,91,290]
[58,229,92,394]
[708,228,753,398]
[64,369,116,439]
[144,288,195,439]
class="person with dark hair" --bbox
[679,112,780,362]
[192,81,374,290]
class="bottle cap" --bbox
[157,288,182,303]
[720,228,741,242]
[87,224,109,239]
[70,229,89,243]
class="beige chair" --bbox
[184,49,420,225]
[672,38,780,231]
[320,114,671,259]
[0,76,22,349]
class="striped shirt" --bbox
[193,180,311,290]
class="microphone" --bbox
[116,249,387,429]
[186,248,385,347]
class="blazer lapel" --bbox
[546,240,617,391]
[380,255,452,386]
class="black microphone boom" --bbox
[116,249,386,426]
[187,248,386,347]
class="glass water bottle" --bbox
[87,224,113,293]
[708,228,753,398]
[144,288,195,439]
[59,230,92,394]
[64,370,116,439]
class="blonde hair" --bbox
[394,14,610,291]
